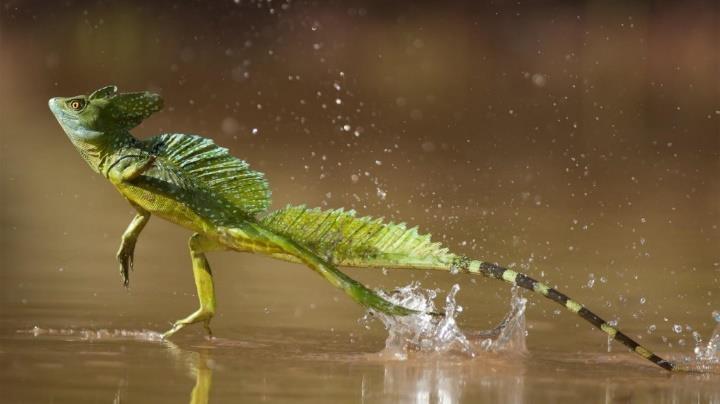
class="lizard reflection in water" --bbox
[48,85,676,371]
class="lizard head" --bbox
[49,85,163,141]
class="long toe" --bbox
[161,322,184,340]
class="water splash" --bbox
[361,282,527,359]
[470,286,528,353]
[677,311,720,373]
[19,326,163,342]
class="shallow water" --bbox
[3,325,719,403]
[2,277,719,403]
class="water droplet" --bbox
[531,73,546,87]
[673,324,683,333]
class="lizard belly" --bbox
[116,183,213,234]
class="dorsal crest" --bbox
[145,134,271,216]
[260,205,455,268]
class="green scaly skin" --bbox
[49,86,676,372]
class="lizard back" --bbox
[144,133,271,216]
[111,133,271,231]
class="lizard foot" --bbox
[161,308,214,340]
[116,243,135,288]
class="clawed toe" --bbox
[161,322,184,340]
[161,309,214,340]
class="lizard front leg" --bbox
[106,154,156,184]
[117,206,151,287]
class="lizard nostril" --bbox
[48,97,61,112]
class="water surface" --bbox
[2,1,719,402]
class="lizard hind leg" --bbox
[162,234,225,340]
[263,231,428,317]
[243,223,431,318]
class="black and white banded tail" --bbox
[466,261,675,371]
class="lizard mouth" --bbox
[48,97,102,140]
[48,97,62,114]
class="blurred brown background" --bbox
[1,0,718,350]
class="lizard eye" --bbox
[68,99,86,111]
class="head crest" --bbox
[49,85,164,132]
[89,85,118,100]
[102,88,163,130]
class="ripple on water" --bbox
[17,326,164,342]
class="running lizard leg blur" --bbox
[162,234,225,339]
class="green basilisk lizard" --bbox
[48,85,675,371]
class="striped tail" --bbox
[465,260,675,371]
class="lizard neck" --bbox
[65,128,140,174]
